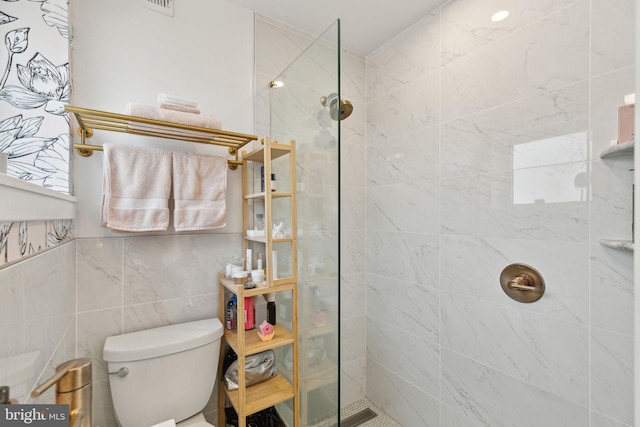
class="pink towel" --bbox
[172,151,227,231]
[126,103,221,129]
[102,144,172,232]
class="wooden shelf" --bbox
[224,324,294,356]
[219,276,295,297]
[600,140,634,159]
[245,192,292,200]
[224,373,295,415]
[243,143,293,163]
[599,239,634,251]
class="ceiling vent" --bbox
[133,0,174,17]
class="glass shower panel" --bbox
[269,20,340,427]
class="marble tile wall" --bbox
[0,241,76,405]
[365,0,634,426]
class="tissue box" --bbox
[618,104,634,144]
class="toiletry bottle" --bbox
[226,296,237,331]
[244,296,255,330]
[257,252,263,270]
[246,248,252,272]
[266,293,276,325]
[271,173,276,192]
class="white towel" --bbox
[126,103,221,130]
[102,143,172,232]
[159,103,201,115]
[157,93,198,109]
[172,151,227,231]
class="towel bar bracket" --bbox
[77,127,94,157]
[228,147,240,170]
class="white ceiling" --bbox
[230,0,445,56]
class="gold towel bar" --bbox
[65,105,257,170]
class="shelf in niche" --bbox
[599,239,634,251]
[600,140,634,159]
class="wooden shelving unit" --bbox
[218,137,299,427]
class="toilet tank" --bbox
[103,318,223,427]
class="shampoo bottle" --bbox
[266,293,276,325]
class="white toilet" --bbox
[103,318,224,427]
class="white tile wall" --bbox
[0,242,76,404]
[366,0,635,426]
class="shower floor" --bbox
[309,398,403,427]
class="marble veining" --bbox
[366,179,439,234]
[366,273,439,344]
[441,292,589,405]
[441,1,589,121]
[590,0,635,76]
[441,0,579,65]
[367,73,440,144]
[367,360,440,427]
[441,349,589,427]
[441,81,588,178]
[590,328,634,425]
[367,126,440,186]
[367,12,440,101]
[366,316,440,398]
[590,244,634,335]
[365,230,439,287]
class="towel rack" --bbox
[65,106,258,170]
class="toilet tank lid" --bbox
[103,318,223,362]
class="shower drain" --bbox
[337,408,378,427]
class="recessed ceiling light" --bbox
[491,10,510,22]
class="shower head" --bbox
[320,93,353,121]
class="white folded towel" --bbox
[159,103,201,115]
[172,151,227,231]
[102,143,172,232]
[126,103,221,130]
[157,93,198,109]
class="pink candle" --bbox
[259,320,273,335]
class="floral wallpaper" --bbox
[0,0,70,194]
[0,218,72,266]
